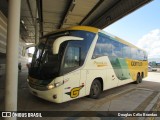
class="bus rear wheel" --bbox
[135,73,142,84]
[140,72,144,83]
[89,79,102,99]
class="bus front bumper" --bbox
[27,83,63,103]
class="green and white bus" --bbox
[27,26,148,103]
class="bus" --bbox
[27,26,148,103]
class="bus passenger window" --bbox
[131,48,138,59]
[144,52,148,61]
[92,34,112,58]
[122,45,131,58]
[64,47,80,68]
[111,40,122,57]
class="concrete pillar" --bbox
[5,0,21,120]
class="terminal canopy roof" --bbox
[0,0,151,43]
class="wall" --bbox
[0,10,28,76]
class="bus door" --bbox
[62,46,81,101]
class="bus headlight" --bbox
[47,84,54,89]
[54,81,64,87]
[47,81,64,90]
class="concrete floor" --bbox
[0,70,160,120]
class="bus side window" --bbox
[111,40,122,58]
[64,47,80,68]
[122,45,131,58]
[92,34,112,58]
[138,50,144,60]
[131,48,137,59]
[144,51,148,61]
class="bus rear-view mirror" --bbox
[52,36,83,54]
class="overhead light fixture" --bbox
[21,20,24,24]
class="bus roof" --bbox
[43,26,144,51]
[43,26,99,37]
[99,30,144,51]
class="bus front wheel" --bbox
[89,79,102,99]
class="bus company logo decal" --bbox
[131,61,142,66]
[65,85,84,98]
[94,61,107,67]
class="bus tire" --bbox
[140,72,144,83]
[89,79,102,99]
[136,73,142,84]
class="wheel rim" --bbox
[92,82,99,96]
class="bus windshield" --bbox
[29,30,95,82]
[29,32,69,81]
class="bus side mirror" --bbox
[52,36,83,54]
[22,44,36,56]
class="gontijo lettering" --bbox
[131,61,142,66]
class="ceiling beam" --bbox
[19,0,35,43]
[90,0,152,29]
[89,0,121,28]
[79,0,104,25]
[36,0,43,37]
[20,35,27,43]
[26,0,35,26]
[58,0,75,29]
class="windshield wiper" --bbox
[37,38,49,68]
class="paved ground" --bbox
[0,69,160,120]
